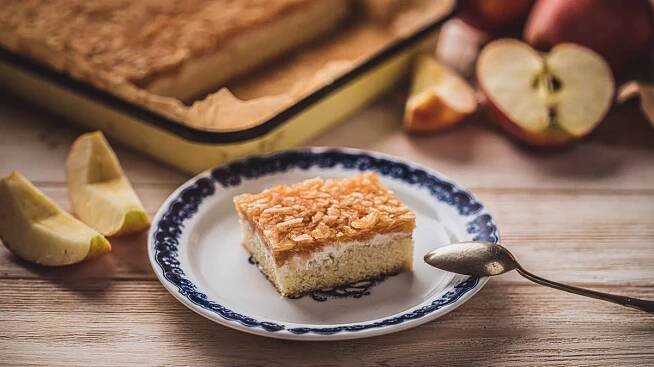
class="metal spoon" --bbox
[424,241,654,314]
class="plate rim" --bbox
[147,147,500,340]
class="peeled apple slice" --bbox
[0,171,111,266]
[66,131,149,236]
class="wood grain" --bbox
[0,96,187,185]
[1,281,652,367]
[1,188,652,285]
[0,93,653,366]
[312,94,654,191]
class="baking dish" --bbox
[0,0,455,173]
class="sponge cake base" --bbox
[240,219,413,297]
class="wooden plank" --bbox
[312,95,654,191]
[2,94,654,191]
[1,188,652,285]
[476,190,654,286]
[2,81,654,367]
[0,96,188,185]
[0,280,652,367]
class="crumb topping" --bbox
[0,0,310,86]
[233,172,416,257]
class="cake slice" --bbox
[233,172,415,297]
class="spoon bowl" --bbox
[424,241,518,276]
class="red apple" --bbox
[477,39,615,147]
[458,0,533,33]
[524,0,653,73]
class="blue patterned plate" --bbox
[148,148,499,340]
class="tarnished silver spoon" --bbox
[424,241,654,314]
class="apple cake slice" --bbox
[233,172,415,297]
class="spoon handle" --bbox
[516,267,654,314]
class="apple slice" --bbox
[477,39,614,146]
[618,81,654,127]
[66,131,149,236]
[404,54,477,133]
[0,171,111,266]
[435,18,490,78]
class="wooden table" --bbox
[1,92,653,366]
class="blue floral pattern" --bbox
[152,149,499,335]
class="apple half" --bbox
[0,171,111,266]
[404,54,477,133]
[476,39,614,146]
[66,131,149,236]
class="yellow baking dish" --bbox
[0,2,454,174]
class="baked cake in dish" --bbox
[0,0,348,100]
[233,172,415,297]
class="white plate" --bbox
[148,148,499,340]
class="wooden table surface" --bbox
[1,92,653,366]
